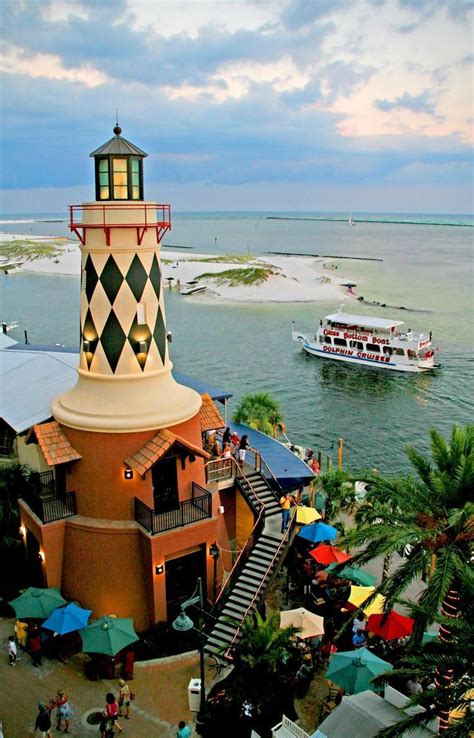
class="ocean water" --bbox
[1,211,473,474]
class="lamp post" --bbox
[209,542,220,602]
[172,577,208,735]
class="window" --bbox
[113,158,128,199]
[334,338,347,347]
[393,348,405,356]
[319,335,324,343]
[350,340,363,350]
[98,159,109,200]
[383,346,393,355]
[407,350,417,359]
[366,343,380,352]
[131,159,140,200]
[324,336,332,344]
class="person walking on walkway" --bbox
[118,679,131,719]
[28,626,42,667]
[52,690,71,733]
[280,492,295,533]
[35,701,52,738]
[238,434,249,465]
[105,693,122,733]
[7,635,17,665]
[177,719,191,738]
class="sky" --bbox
[0,0,473,213]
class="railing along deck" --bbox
[69,203,171,245]
[21,492,77,524]
[134,482,211,535]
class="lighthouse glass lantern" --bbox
[90,124,146,201]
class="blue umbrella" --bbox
[43,603,92,635]
[298,522,337,544]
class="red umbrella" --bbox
[367,610,414,640]
[309,544,351,565]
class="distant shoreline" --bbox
[266,216,474,227]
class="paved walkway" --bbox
[0,617,201,738]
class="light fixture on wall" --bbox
[218,505,225,514]
[83,339,90,352]
[155,564,164,575]
[124,468,134,480]
[38,551,44,562]
[19,525,26,538]
[137,340,148,354]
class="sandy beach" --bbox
[0,233,357,304]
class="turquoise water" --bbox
[1,212,473,473]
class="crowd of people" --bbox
[206,427,249,465]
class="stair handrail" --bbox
[235,464,267,510]
[223,508,297,657]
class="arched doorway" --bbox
[165,547,206,622]
[24,530,44,588]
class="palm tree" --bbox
[342,425,474,732]
[0,463,33,549]
[317,469,356,520]
[233,392,286,438]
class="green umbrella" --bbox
[9,587,67,619]
[422,630,438,645]
[325,563,377,587]
[314,493,327,511]
[325,648,392,694]
[79,616,139,656]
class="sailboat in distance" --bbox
[348,214,356,226]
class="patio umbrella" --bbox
[309,544,350,565]
[325,648,392,694]
[9,587,67,619]
[43,603,92,635]
[296,506,322,524]
[325,564,377,587]
[79,616,139,656]
[279,607,325,639]
[314,493,327,512]
[367,611,414,640]
[348,586,385,616]
[298,522,337,544]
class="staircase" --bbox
[204,469,294,659]
[237,470,282,518]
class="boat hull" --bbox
[300,341,434,373]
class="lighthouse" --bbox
[20,125,222,630]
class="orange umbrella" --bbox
[367,611,414,640]
[309,544,351,565]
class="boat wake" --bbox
[356,296,431,313]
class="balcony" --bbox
[21,491,77,524]
[134,482,212,535]
[69,202,171,246]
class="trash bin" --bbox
[188,678,202,712]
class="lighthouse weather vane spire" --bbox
[114,109,121,135]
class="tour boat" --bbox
[292,312,439,373]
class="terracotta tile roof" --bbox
[199,393,225,433]
[125,428,209,477]
[33,422,82,466]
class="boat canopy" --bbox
[325,313,404,330]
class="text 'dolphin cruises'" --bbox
[292,312,440,373]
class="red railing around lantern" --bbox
[69,203,171,246]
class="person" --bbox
[15,619,28,649]
[221,442,232,459]
[52,690,71,734]
[177,719,191,738]
[7,635,17,665]
[279,492,295,533]
[407,677,423,695]
[310,457,320,476]
[210,439,220,458]
[352,629,367,649]
[352,615,367,633]
[100,713,115,738]
[305,448,314,463]
[230,431,240,453]
[238,434,249,464]
[28,626,42,667]
[35,701,53,738]
[105,693,122,733]
[222,427,231,446]
[118,679,131,719]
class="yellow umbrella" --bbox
[296,506,322,524]
[348,586,385,616]
[279,607,325,639]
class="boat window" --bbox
[383,346,393,355]
[319,336,324,344]
[366,343,380,353]
[393,348,405,356]
[324,336,332,344]
[350,340,364,350]
[407,350,417,359]
[334,338,347,347]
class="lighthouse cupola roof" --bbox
[90,123,147,201]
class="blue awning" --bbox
[172,371,232,403]
[229,421,314,491]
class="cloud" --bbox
[374,91,436,115]
[280,0,349,30]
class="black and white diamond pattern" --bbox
[80,251,167,375]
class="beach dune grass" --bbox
[192,254,259,264]
[196,266,276,286]
[0,240,62,262]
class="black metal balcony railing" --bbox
[134,482,212,535]
[21,492,77,524]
